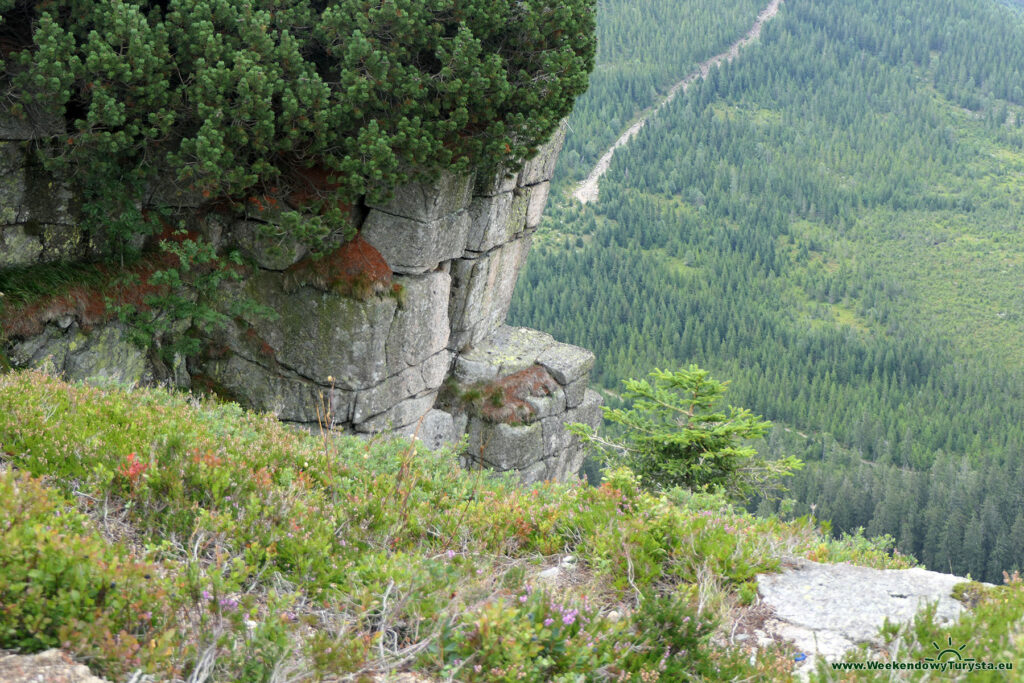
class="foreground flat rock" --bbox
[0,650,110,683]
[758,559,975,674]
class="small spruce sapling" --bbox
[570,365,802,499]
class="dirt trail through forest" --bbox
[573,0,784,204]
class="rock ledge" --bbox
[757,559,980,676]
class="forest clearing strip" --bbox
[573,0,783,204]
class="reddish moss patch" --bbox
[476,365,560,424]
[282,234,392,298]
[243,326,277,360]
[1,253,177,340]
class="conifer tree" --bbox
[572,365,802,499]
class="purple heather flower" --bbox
[219,597,239,610]
[562,611,577,625]
[543,618,554,627]
[446,549,456,559]
[202,590,212,601]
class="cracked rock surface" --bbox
[757,559,977,676]
[0,650,109,683]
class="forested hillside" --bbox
[511,0,1024,582]
[554,0,767,185]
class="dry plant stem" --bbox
[185,644,216,683]
[624,546,643,608]
[388,428,423,544]
[384,633,440,672]
[316,378,339,494]
[441,466,484,553]
[696,563,724,618]
[377,580,395,662]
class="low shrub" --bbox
[433,586,622,682]
[0,370,894,680]
[0,470,174,677]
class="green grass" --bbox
[0,260,110,309]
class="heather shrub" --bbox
[0,470,174,677]
[432,586,622,682]
[0,370,874,680]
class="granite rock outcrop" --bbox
[0,116,600,482]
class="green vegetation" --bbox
[1,369,842,680]
[572,365,802,498]
[554,0,767,187]
[6,370,1024,680]
[0,472,174,668]
[510,0,1024,582]
[0,260,110,309]
[0,0,597,364]
[2,0,596,253]
[0,235,261,362]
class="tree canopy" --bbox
[511,0,1024,582]
[0,0,596,250]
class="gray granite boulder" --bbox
[541,389,602,456]
[538,342,596,386]
[447,235,534,349]
[0,650,110,683]
[466,420,545,471]
[398,408,459,451]
[0,120,592,479]
[366,171,474,222]
[447,325,601,482]
[361,208,471,274]
[202,353,354,424]
[11,323,152,387]
[455,326,556,378]
[525,182,550,229]
[386,271,451,369]
[351,350,450,424]
[225,272,398,390]
[464,189,529,254]
[0,141,27,226]
[0,225,42,267]
[518,124,567,186]
[524,388,567,420]
[475,165,518,197]
[758,559,980,676]
[355,392,438,433]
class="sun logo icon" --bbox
[925,636,974,663]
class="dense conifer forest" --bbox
[554,0,766,183]
[510,0,1024,582]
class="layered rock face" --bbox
[0,119,601,483]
